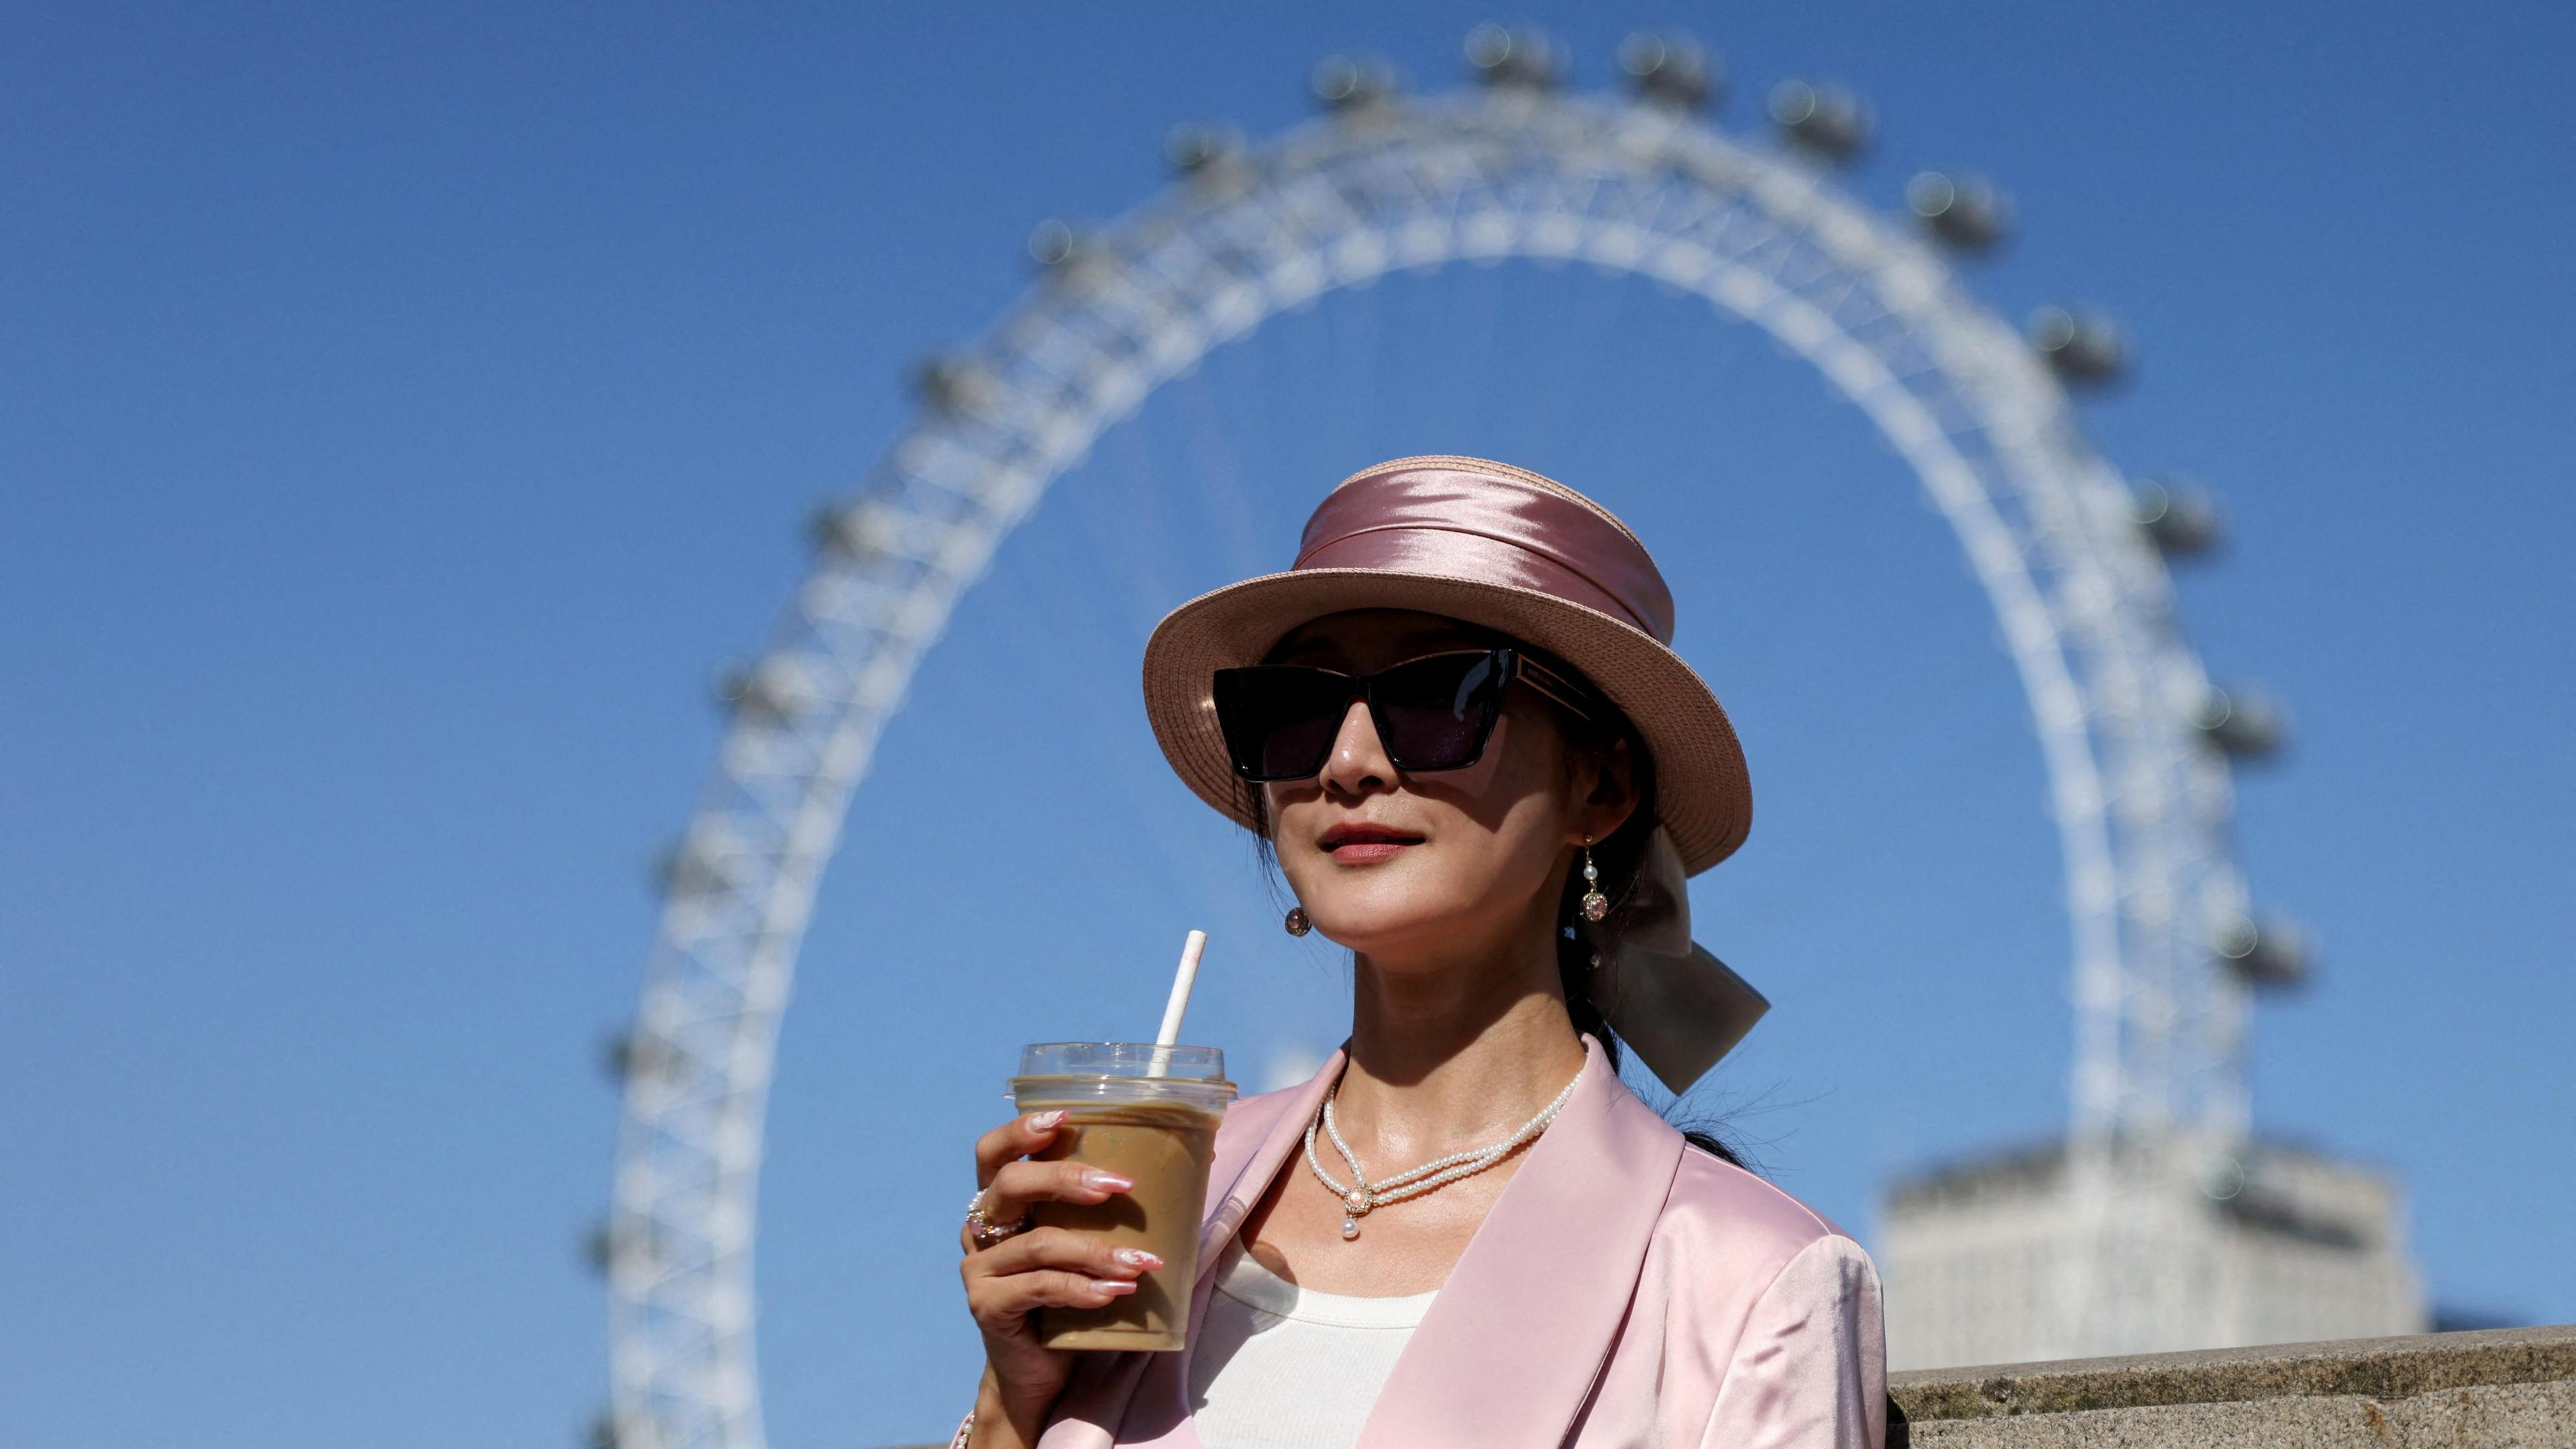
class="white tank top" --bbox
[1185,1240,1439,1449]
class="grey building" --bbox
[1878,1136,2425,1369]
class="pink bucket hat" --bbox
[1141,453,1752,874]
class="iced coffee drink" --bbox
[1012,1042,1234,1351]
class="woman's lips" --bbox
[1320,826,1424,865]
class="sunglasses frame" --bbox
[1212,647,1600,783]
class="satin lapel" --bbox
[1199,1046,1344,1271]
[1354,1038,1684,1449]
[1034,1353,1144,1449]
[1108,1048,1346,1448]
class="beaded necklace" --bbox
[1300,1067,1582,1240]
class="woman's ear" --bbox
[1575,736,1642,843]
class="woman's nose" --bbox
[1317,698,1392,797]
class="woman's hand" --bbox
[960,1110,1163,1448]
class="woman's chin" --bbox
[1300,894,1481,959]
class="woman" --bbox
[954,457,1886,1448]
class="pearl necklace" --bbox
[1301,1068,1582,1240]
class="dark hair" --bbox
[1241,630,1746,1169]
[1539,669,1748,1169]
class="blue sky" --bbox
[3,4,2571,1446]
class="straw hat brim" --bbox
[1141,566,1752,875]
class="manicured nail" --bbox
[1113,1248,1163,1270]
[1091,1279,1138,1297]
[1027,1110,1066,1130]
[1082,1169,1134,1193]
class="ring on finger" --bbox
[964,1187,1030,1252]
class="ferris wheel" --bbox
[600,27,2307,1449]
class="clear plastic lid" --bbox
[1017,1041,1229,1081]
[1010,1042,1236,1110]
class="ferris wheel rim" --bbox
[602,78,2250,1449]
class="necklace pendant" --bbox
[1340,1214,1360,1240]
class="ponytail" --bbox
[1548,714,1747,1170]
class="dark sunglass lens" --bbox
[1214,668,1350,779]
[1373,653,1502,769]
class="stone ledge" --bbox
[1891,1324,2576,1419]
[1888,1325,2576,1448]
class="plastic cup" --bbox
[1011,1042,1236,1351]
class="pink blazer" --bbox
[1037,1036,1886,1448]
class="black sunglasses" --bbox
[1212,647,1599,782]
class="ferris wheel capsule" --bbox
[2195,684,2290,759]
[651,827,740,900]
[1464,24,1562,91]
[712,655,812,724]
[1165,121,1250,186]
[1618,33,1720,111]
[1769,79,1872,160]
[2133,476,2226,558]
[2216,913,2313,988]
[911,354,998,415]
[1310,54,1397,112]
[2029,304,2130,385]
[1907,171,2013,252]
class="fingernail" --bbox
[1082,1169,1134,1193]
[1028,1110,1066,1130]
[1113,1248,1163,1270]
[1091,1279,1138,1297]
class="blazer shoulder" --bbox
[1656,1146,1857,1271]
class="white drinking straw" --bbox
[1149,930,1209,1075]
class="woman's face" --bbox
[1262,610,1635,969]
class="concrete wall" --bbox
[1888,1324,2575,1448]
[887,1325,2574,1446]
